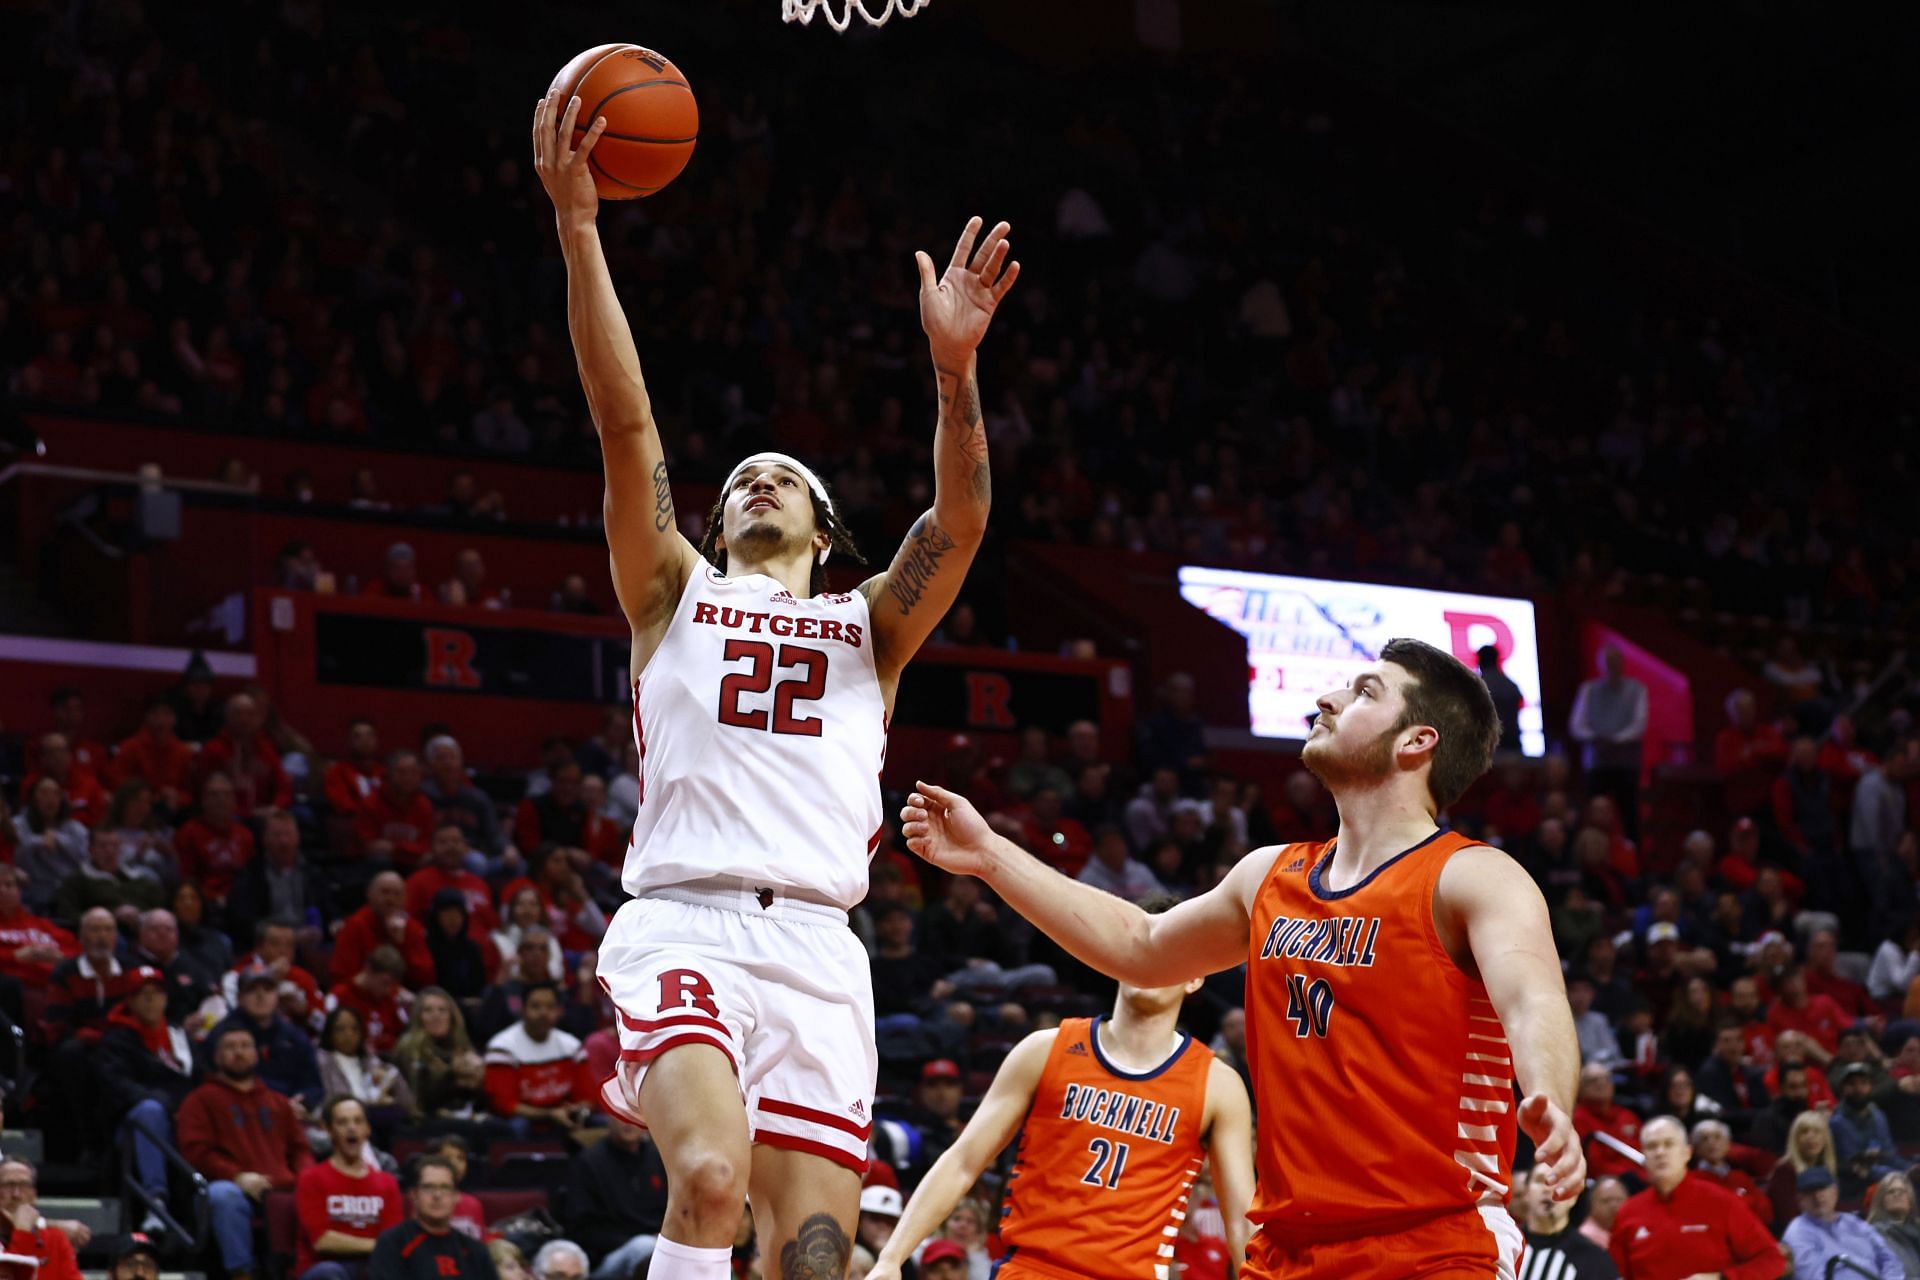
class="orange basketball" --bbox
[548,44,698,200]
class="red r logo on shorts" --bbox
[658,968,720,1018]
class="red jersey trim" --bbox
[614,1006,733,1040]
[755,1096,873,1140]
[753,1129,868,1175]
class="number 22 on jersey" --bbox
[717,639,828,736]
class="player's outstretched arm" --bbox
[1436,845,1585,1200]
[532,92,695,645]
[901,781,1265,987]
[868,1030,1054,1280]
[860,218,1020,683]
[1202,1061,1256,1273]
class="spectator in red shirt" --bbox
[1803,928,1874,1020]
[1020,786,1093,876]
[0,864,79,988]
[1768,965,1850,1056]
[438,548,504,610]
[177,1025,314,1280]
[24,732,108,828]
[1610,1116,1783,1280]
[196,693,294,817]
[43,688,108,780]
[1688,1118,1773,1228]
[327,948,411,1056]
[174,771,257,909]
[364,542,422,601]
[332,872,435,989]
[482,982,593,1136]
[295,1096,404,1280]
[1481,758,1542,842]
[111,698,196,814]
[1573,1062,1645,1182]
[1817,713,1878,809]
[0,1157,85,1280]
[324,719,386,818]
[356,752,435,871]
[1713,688,1789,818]
[405,824,499,937]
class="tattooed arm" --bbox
[532,91,695,674]
[862,217,1021,687]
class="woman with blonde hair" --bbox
[1870,1171,1920,1278]
[939,1199,991,1280]
[393,986,488,1120]
[1768,1109,1839,1226]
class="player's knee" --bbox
[676,1148,750,1221]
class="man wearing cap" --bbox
[206,962,324,1111]
[96,965,198,1234]
[542,84,1023,1278]
[0,1160,83,1280]
[1608,1116,1784,1280]
[914,1239,967,1280]
[855,1186,905,1264]
[1831,1061,1902,1196]
[911,1060,967,1181]
[109,1235,162,1280]
[1781,1164,1901,1280]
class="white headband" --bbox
[723,451,836,565]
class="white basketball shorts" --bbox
[597,882,877,1174]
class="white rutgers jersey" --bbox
[625,564,888,910]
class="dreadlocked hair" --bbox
[697,484,865,597]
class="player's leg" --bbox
[598,899,757,1279]
[747,1145,862,1279]
[636,1044,753,1273]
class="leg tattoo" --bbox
[779,1213,851,1280]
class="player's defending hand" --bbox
[532,93,608,228]
[1519,1093,1586,1201]
[917,216,1020,368]
[902,781,997,876]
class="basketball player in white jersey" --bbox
[534,93,1019,1280]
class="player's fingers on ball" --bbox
[557,95,582,149]
[576,115,608,158]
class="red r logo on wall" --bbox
[1442,612,1514,667]
[658,969,720,1018]
[423,628,481,689]
[965,672,1015,729]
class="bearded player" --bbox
[902,640,1583,1279]
[869,895,1254,1280]
[533,93,1018,1280]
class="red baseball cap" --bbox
[129,965,167,991]
[921,1059,961,1082]
[920,1240,967,1264]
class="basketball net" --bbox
[782,0,930,31]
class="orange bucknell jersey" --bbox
[997,1017,1214,1280]
[1245,831,1516,1242]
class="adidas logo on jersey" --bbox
[1066,1041,1090,1056]
[1284,858,1306,872]
[848,1099,867,1120]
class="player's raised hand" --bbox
[917,216,1020,368]
[1518,1094,1585,1201]
[532,93,608,228]
[901,780,997,876]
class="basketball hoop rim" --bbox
[781,0,931,32]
